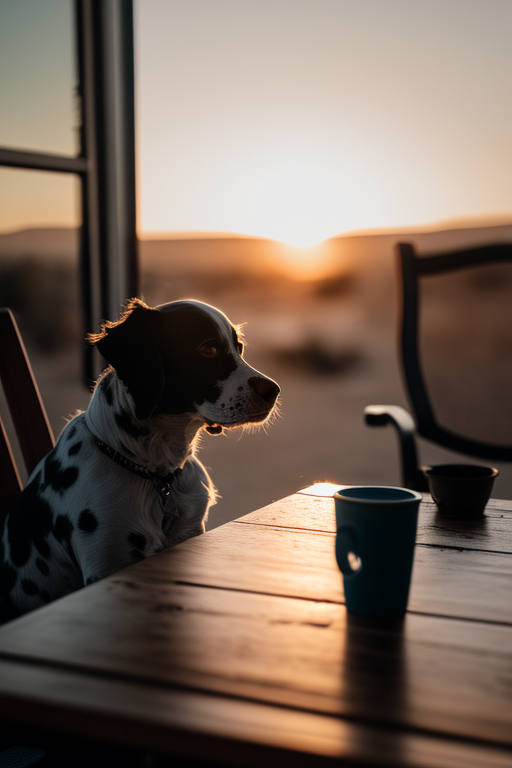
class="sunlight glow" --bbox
[215,155,363,249]
[298,483,350,497]
[272,241,338,280]
[247,159,343,247]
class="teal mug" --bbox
[333,486,422,617]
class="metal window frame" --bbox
[0,0,139,384]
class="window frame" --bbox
[0,0,138,384]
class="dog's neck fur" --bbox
[85,370,205,473]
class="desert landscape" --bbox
[1,221,512,527]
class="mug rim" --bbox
[334,485,423,504]
[423,463,499,480]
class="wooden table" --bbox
[0,482,512,767]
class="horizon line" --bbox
[0,214,511,242]
[138,215,512,243]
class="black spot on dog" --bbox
[36,557,50,576]
[52,467,79,494]
[0,537,8,591]
[197,382,222,406]
[128,532,146,551]
[40,591,52,603]
[22,579,39,596]
[44,452,62,486]
[0,561,17,597]
[54,514,74,544]
[36,537,51,561]
[115,410,151,439]
[43,451,79,494]
[66,424,78,441]
[0,597,19,623]
[237,386,243,391]
[7,474,53,567]
[128,532,146,563]
[78,509,98,533]
[68,441,82,456]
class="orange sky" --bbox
[1,0,511,246]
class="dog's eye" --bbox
[198,340,220,359]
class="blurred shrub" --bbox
[0,257,80,352]
[314,271,357,299]
[273,338,362,376]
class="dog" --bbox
[0,299,280,622]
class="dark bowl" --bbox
[423,464,499,519]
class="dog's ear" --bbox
[92,303,165,420]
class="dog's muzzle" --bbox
[240,374,280,425]
[248,376,280,404]
[204,374,280,434]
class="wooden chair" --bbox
[0,309,55,523]
[365,241,512,491]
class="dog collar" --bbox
[93,437,182,499]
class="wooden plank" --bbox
[1,661,511,768]
[1,580,512,747]
[174,521,344,603]
[115,520,512,623]
[239,492,512,553]
[297,483,512,512]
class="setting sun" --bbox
[272,241,338,280]
[235,157,348,248]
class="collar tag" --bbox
[154,479,172,498]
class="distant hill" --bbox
[141,223,512,280]
[0,227,79,259]
[1,222,511,278]
[331,222,512,269]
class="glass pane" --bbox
[0,166,79,232]
[419,262,512,446]
[0,167,88,479]
[0,0,78,156]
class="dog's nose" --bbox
[248,376,280,403]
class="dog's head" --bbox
[90,299,280,432]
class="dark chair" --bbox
[0,308,55,523]
[365,241,512,491]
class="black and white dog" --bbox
[0,299,280,622]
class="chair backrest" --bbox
[398,241,512,462]
[0,308,55,523]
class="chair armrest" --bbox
[364,405,428,491]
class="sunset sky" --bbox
[1,0,511,246]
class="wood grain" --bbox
[1,577,512,746]
[239,493,512,553]
[1,660,511,768]
[107,519,512,623]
